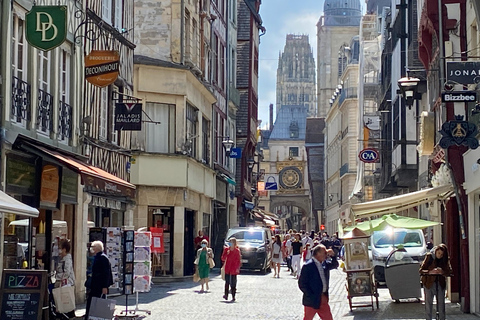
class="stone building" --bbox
[276,34,316,117]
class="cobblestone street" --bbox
[77,264,479,320]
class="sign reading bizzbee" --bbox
[115,103,142,131]
[26,6,67,51]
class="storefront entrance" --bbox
[183,210,195,276]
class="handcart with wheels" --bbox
[384,247,422,302]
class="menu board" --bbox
[0,270,47,320]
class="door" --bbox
[183,209,195,276]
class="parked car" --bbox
[224,227,272,273]
[370,228,427,283]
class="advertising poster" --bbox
[150,227,164,253]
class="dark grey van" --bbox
[225,227,272,273]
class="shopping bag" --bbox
[88,296,116,320]
[221,266,225,280]
[52,286,76,313]
[208,257,215,269]
[193,270,200,282]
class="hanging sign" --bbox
[264,175,279,191]
[40,164,60,208]
[115,103,142,131]
[229,148,242,158]
[439,116,479,149]
[85,50,120,87]
[446,61,480,84]
[25,6,67,51]
[358,148,379,163]
[441,91,477,102]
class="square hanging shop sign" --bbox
[85,50,120,87]
[26,6,67,51]
[115,102,142,131]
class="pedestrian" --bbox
[194,230,209,251]
[85,240,114,319]
[330,234,342,256]
[194,239,214,292]
[283,234,293,274]
[303,243,312,262]
[272,235,283,278]
[55,239,76,318]
[298,244,338,320]
[419,243,452,320]
[291,233,303,278]
[221,237,241,302]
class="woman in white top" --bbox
[272,235,283,278]
[55,240,76,317]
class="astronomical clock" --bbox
[277,161,304,192]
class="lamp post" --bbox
[220,137,234,157]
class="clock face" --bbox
[279,166,302,189]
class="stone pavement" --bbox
[75,264,479,320]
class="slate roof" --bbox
[269,105,307,140]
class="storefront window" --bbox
[203,213,210,238]
[111,210,124,227]
[148,207,173,275]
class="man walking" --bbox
[298,244,338,320]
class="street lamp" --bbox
[397,77,420,109]
[247,158,256,169]
[221,138,234,157]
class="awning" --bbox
[263,218,275,226]
[351,185,454,218]
[0,190,39,217]
[20,143,135,198]
[244,200,255,210]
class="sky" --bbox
[257,0,325,129]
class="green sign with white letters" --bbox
[25,6,67,51]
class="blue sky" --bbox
[258,0,324,128]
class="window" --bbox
[145,102,175,153]
[99,87,108,140]
[58,49,72,142]
[289,120,299,138]
[11,16,26,81]
[11,15,30,126]
[289,147,299,157]
[38,50,51,92]
[192,19,198,64]
[37,50,52,134]
[186,103,198,157]
[185,10,191,60]
[102,0,112,25]
[212,33,218,83]
[114,0,122,29]
[202,117,210,164]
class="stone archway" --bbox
[270,195,312,231]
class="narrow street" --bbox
[77,265,478,320]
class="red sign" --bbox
[150,227,164,253]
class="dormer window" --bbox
[289,120,299,138]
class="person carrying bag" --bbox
[52,240,76,317]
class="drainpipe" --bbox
[180,0,185,64]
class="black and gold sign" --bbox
[439,116,479,150]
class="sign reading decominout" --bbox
[85,50,120,87]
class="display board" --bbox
[106,227,123,294]
[134,231,152,292]
[123,229,135,295]
[0,269,47,320]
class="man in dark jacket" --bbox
[85,240,114,319]
[298,244,338,320]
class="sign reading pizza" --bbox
[115,102,142,131]
[26,6,67,51]
[85,50,120,87]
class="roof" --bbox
[269,105,307,140]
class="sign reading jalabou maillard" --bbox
[25,6,67,51]
[115,102,142,131]
[85,50,120,87]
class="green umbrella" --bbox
[344,213,440,233]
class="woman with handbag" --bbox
[221,237,241,302]
[54,240,76,318]
[194,239,214,292]
[272,235,283,278]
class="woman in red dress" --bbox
[221,237,241,302]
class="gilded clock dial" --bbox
[279,166,302,189]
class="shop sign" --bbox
[441,91,477,102]
[85,50,120,87]
[114,102,142,131]
[418,111,435,156]
[364,115,380,130]
[446,61,480,84]
[358,148,379,163]
[229,147,242,158]
[439,116,479,150]
[40,164,60,208]
[83,174,135,198]
[91,196,124,210]
[25,6,67,51]
[264,174,279,191]
[6,154,36,196]
[150,227,164,253]
[61,168,78,204]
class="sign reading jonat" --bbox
[446,61,480,84]
[26,6,67,51]
[114,102,142,131]
[85,50,120,87]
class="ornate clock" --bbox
[279,166,303,189]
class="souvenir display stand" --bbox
[341,228,379,311]
[117,229,152,318]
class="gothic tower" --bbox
[276,34,316,117]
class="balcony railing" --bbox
[11,76,31,125]
[58,101,72,142]
[37,89,54,134]
[338,87,358,106]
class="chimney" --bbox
[269,103,274,131]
